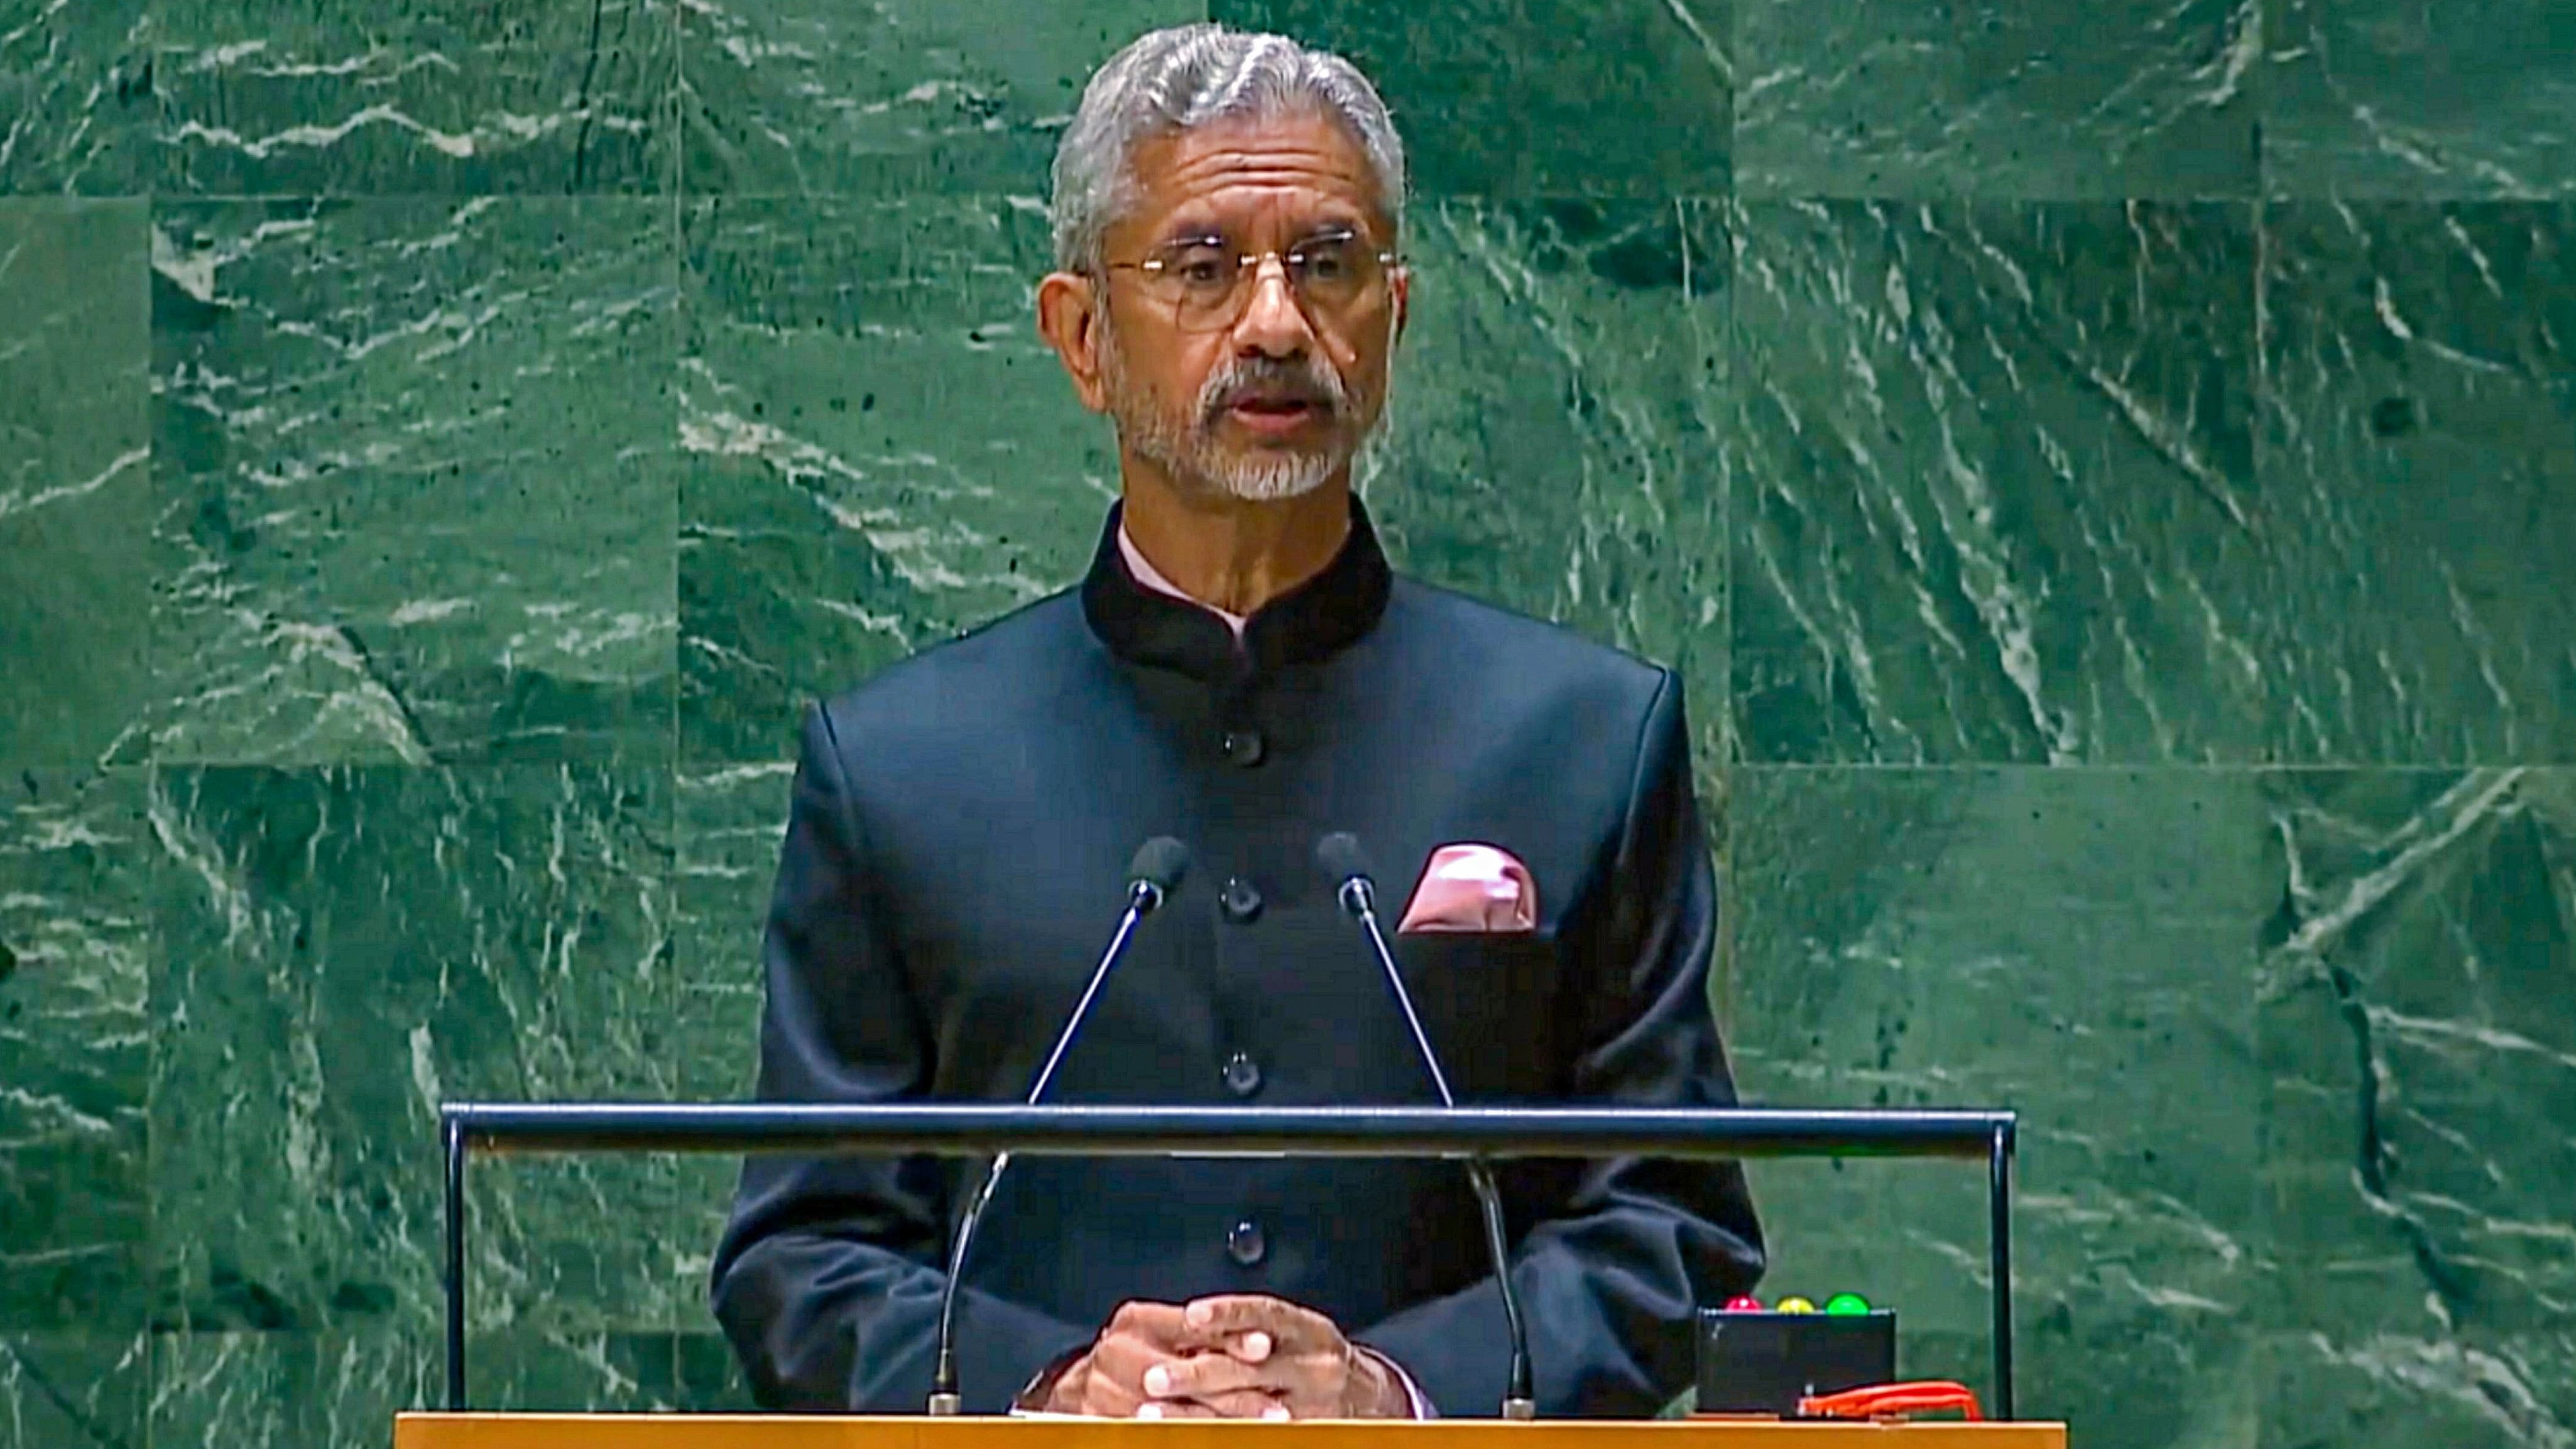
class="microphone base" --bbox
[1501,1397,1537,1421]
[926,1392,963,1417]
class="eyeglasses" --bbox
[1105,227,1402,334]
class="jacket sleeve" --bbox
[1353,670,1766,1416]
[709,703,1093,1412]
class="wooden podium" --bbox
[395,1417,2067,1449]
[425,1108,2046,1449]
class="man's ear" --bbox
[1037,271,1110,414]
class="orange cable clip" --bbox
[1795,1381,1984,1422]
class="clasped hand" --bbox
[1041,1294,1412,1419]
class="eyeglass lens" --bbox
[1149,232,1390,328]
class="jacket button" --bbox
[1226,1218,1267,1266]
[1221,728,1266,767]
[1222,1051,1263,1098]
[1219,876,1263,923]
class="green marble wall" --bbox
[1,1,2569,1445]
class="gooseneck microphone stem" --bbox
[1467,1168,1528,1414]
[1328,851,1537,1420]
[926,1159,1001,1416]
[1029,881,1160,1106]
[928,845,1184,1414]
[1338,877,1458,1104]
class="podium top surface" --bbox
[395,1415,2066,1449]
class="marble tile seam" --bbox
[52,180,2570,213]
[1717,761,2576,775]
[130,190,689,204]
[85,188,2576,209]
[667,90,690,789]
[90,190,2575,230]
[647,191,2548,233]
[658,183,1737,203]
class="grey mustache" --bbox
[1199,359,1348,420]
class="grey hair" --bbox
[1050,24,1407,275]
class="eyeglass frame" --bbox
[1098,225,1406,334]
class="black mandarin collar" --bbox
[1079,496,1394,684]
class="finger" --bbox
[1135,1399,1224,1420]
[1174,1329,1273,1365]
[1079,1375,1147,1419]
[1187,1390,1293,1420]
[1270,1350,1354,1414]
[1143,1353,1274,1401]
[1086,1333,1172,1396]
[1221,1330,1274,1364]
[1181,1294,1326,1350]
[1108,1300,1190,1343]
[1042,1358,1091,1414]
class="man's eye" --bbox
[1299,246,1352,282]
[1169,250,1229,285]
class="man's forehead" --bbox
[1119,113,1385,236]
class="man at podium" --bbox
[709,22,1765,1423]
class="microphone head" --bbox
[1315,831,1374,888]
[1128,836,1191,895]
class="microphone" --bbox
[1314,832,1537,1419]
[927,836,1190,1414]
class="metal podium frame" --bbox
[439,1105,2019,1417]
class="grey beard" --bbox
[1150,429,1340,502]
[1098,331,1373,504]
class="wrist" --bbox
[1017,1346,1091,1413]
[1352,1347,1415,1418]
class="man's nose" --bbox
[1231,254,1314,357]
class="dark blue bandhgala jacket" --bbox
[710,500,1764,1416]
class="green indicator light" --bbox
[1823,1293,1871,1316]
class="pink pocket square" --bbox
[1397,843,1538,934]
